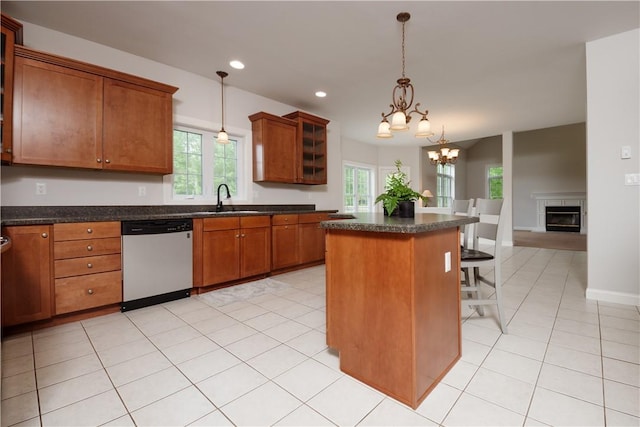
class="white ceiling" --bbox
[3,1,639,147]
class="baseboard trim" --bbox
[586,288,640,306]
[513,226,536,231]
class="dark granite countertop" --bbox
[0,205,338,226]
[320,212,478,234]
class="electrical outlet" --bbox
[138,186,146,197]
[36,183,47,195]
[621,146,632,159]
[444,251,451,272]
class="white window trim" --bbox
[343,160,376,213]
[163,116,252,205]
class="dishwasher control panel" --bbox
[121,218,193,235]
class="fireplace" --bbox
[545,206,581,232]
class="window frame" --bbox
[436,163,455,208]
[343,161,376,213]
[164,123,248,204]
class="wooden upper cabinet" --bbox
[283,111,330,185]
[249,111,329,185]
[250,112,297,183]
[1,13,23,164]
[12,57,103,168]
[10,46,178,174]
[103,79,173,173]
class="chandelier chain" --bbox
[401,20,406,78]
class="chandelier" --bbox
[377,12,432,139]
[216,71,229,144]
[427,126,459,165]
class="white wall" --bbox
[513,123,587,229]
[0,21,342,210]
[465,135,502,200]
[586,29,640,305]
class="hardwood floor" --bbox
[513,230,587,251]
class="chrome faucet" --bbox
[216,183,231,212]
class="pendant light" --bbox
[377,12,432,139]
[427,126,459,165]
[216,71,229,144]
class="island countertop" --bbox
[321,212,477,234]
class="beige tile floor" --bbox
[1,246,639,426]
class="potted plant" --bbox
[375,160,430,217]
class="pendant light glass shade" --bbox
[415,116,433,137]
[377,120,392,138]
[390,111,408,131]
[217,129,229,144]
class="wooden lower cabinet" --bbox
[271,214,299,270]
[326,227,461,409]
[298,213,329,264]
[55,271,121,315]
[199,216,271,287]
[53,221,122,314]
[273,213,330,269]
[1,225,54,327]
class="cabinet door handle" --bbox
[41,233,48,238]
[87,263,93,268]
[97,158,102,163]
[241,234,246,238]
[87,289,94,295]
[87,245,93,251]
[87,228,93,234]
[105,159,111,164]
[235,234,240,238]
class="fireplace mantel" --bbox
[532,192,587,233]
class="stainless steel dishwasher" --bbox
[121,218,193,311]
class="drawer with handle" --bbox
[55,270,122,314]
[54,237,121,259]
[54,254,121,278]
[54,221,121,241]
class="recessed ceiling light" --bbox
[315,91,327,98]
[229,60,244,70]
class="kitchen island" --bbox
[321,212,478,409]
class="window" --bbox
[173,129,203,197]
[487,165,503,199]
[171,126,244,201]
[343,162,375,212]
[214,141,238,195]
[436,163,455,208]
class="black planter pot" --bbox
[398,201,415,218]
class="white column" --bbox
[502,131,514,246]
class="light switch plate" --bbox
[444,251,451,272]
[624,173,640,186]
[621,146,632,159]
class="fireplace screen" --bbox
[545,206,581,232]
